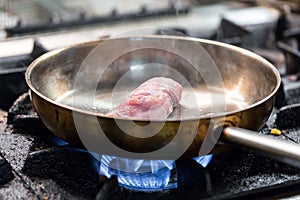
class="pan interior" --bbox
[28,37,280,120]
[55,86,245,119]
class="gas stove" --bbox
[1,92,300,200]
[1,1,300,199]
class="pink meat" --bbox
[106,77,182,119]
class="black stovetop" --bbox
[0,87,300,200]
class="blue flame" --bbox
[193,154,213,167]
[95,154,213,191]
[99,155,176,191]
[99,155,113,178]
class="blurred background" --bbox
[0,0,300,109]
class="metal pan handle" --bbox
[222,126,300,168]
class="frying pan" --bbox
[25,36,300,167]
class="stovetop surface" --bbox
[0,91,300,200]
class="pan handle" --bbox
[222,126,300,168]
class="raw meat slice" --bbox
[106,77,182,119]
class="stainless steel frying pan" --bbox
[25,36,300,167]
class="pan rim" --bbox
[25,35,281,122]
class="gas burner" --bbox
[99,154,212,191]
[100,155,177,191]
[101,156,177,191]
